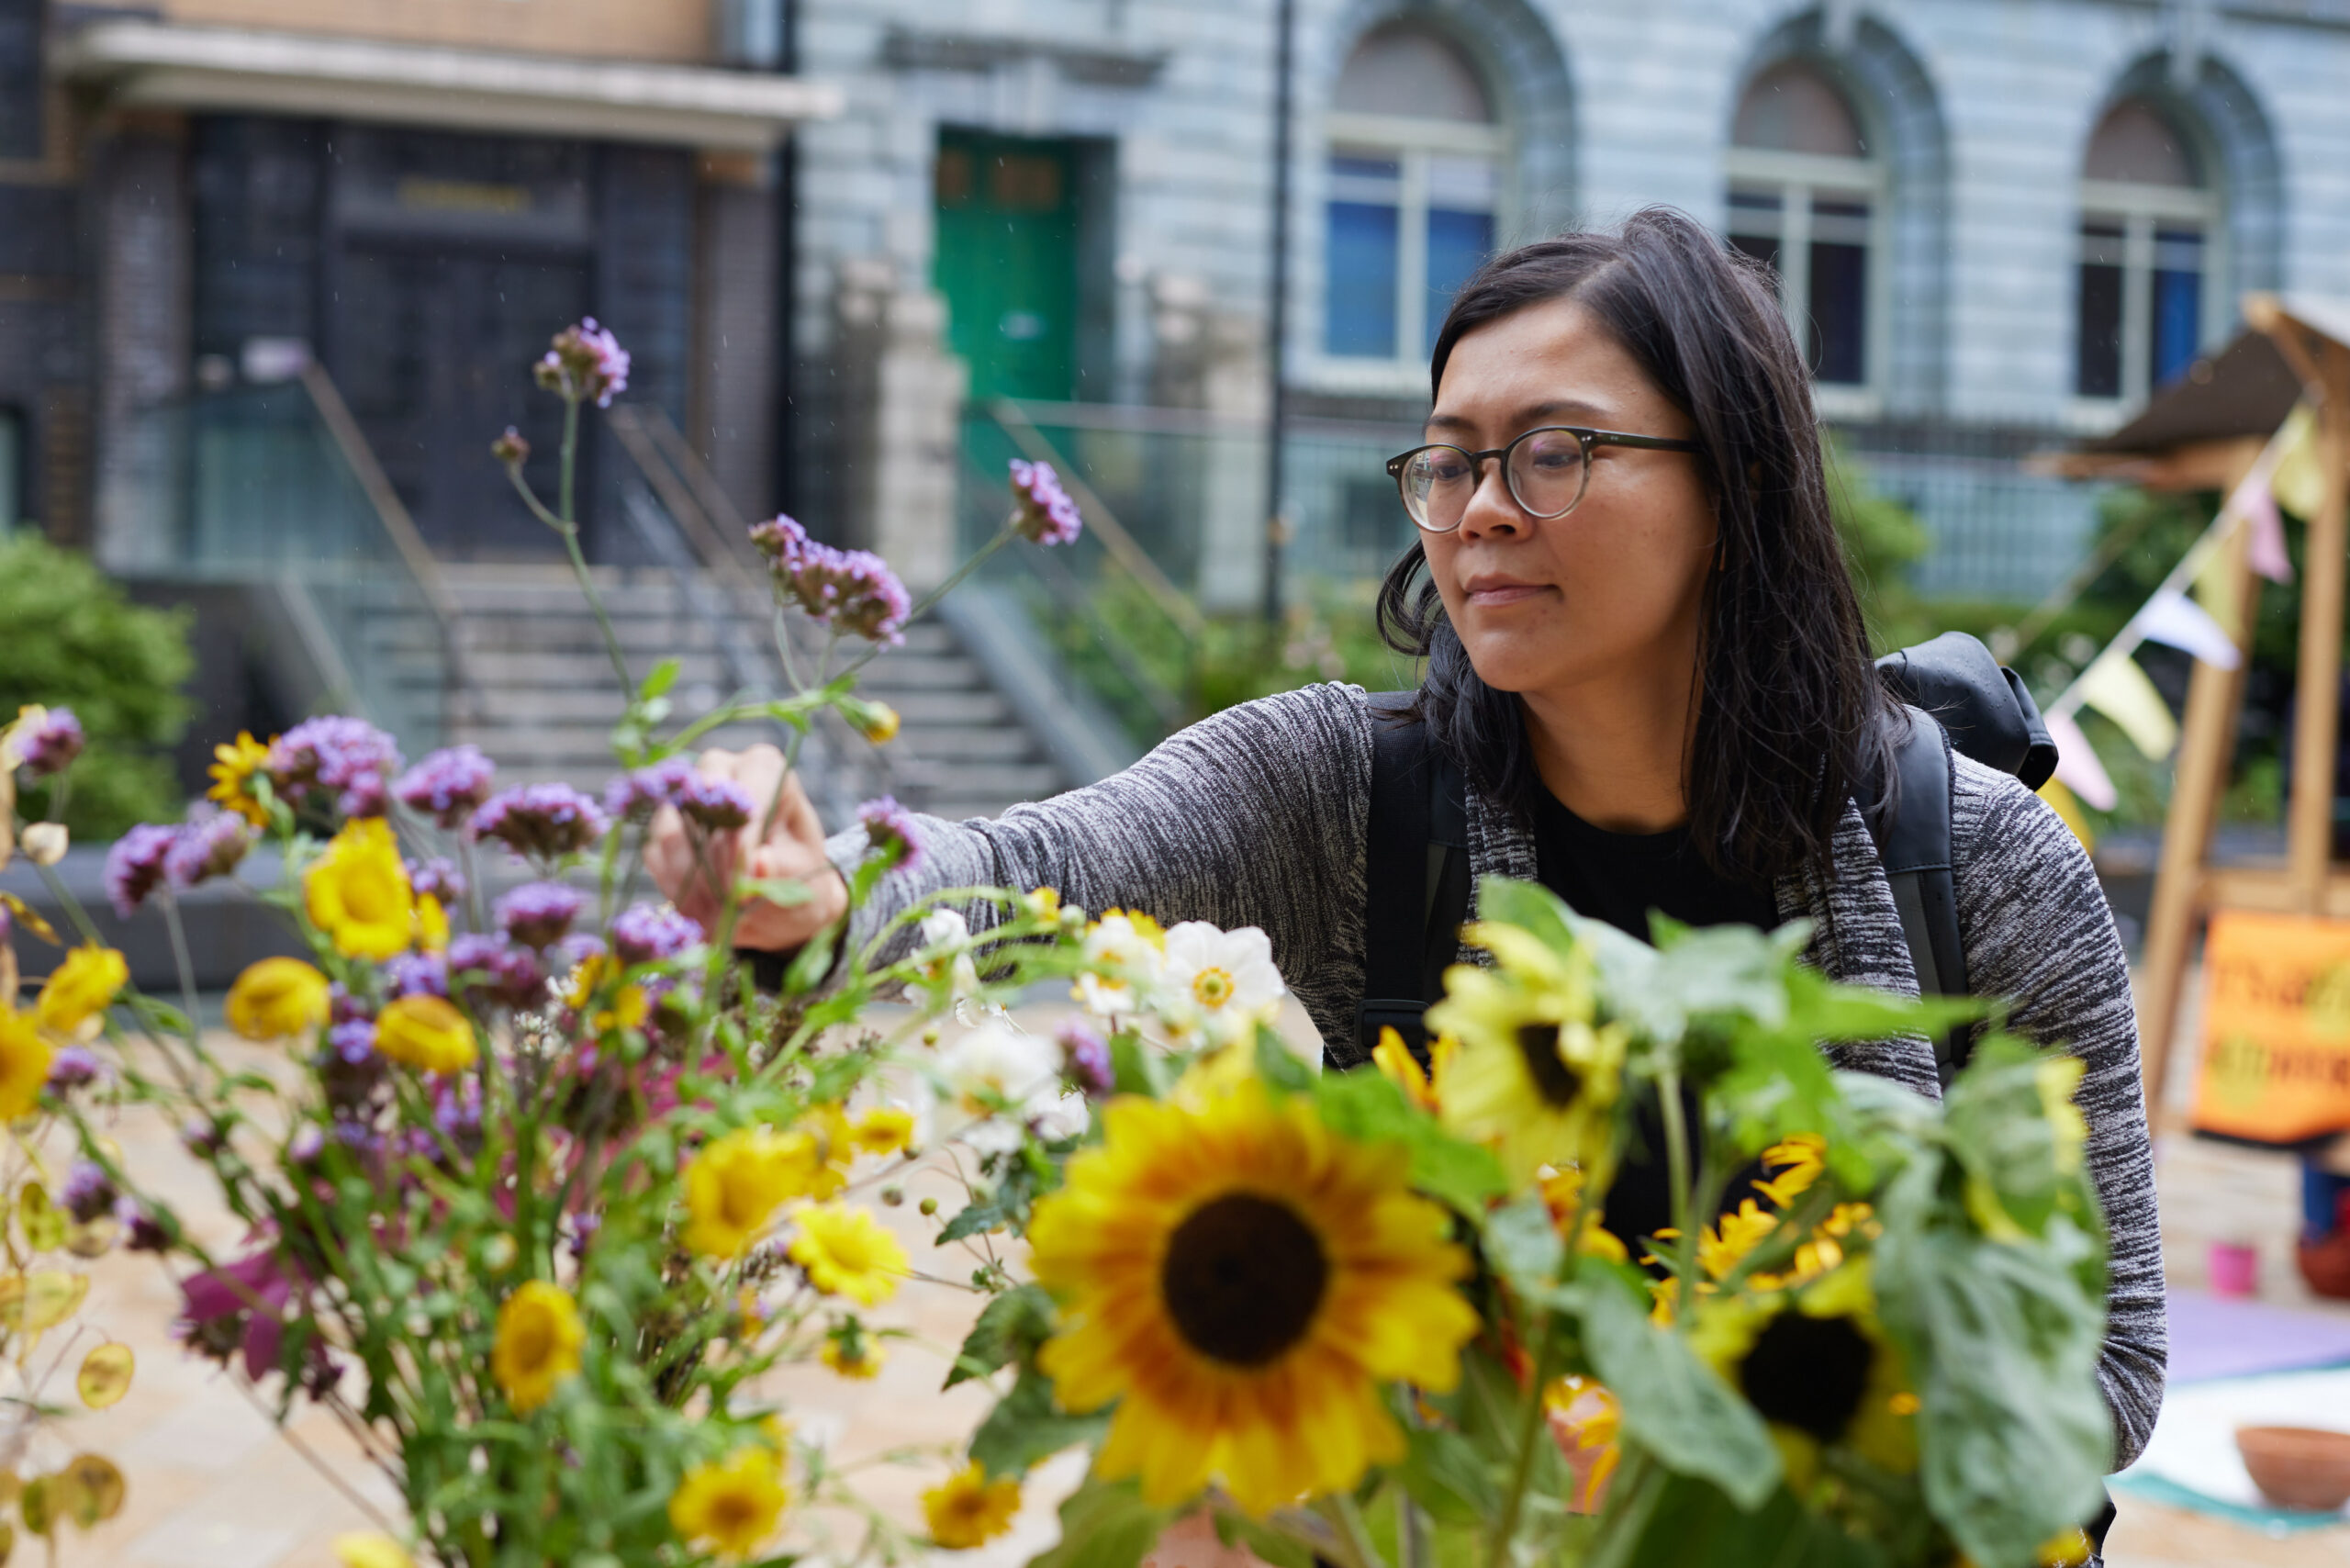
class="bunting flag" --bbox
[2045,710,2118,812]
[2036,777,2096,852]
[2231,470,2295,585]
[2137,588,2242,669]
[2192,543,2244,642]
[2078,652,2178,760]
[2270,404,2328,521]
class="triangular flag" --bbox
[2193,543,2243,642]
[2138,588,2241,669]
[2078,652,2179,760]
[2037,776,2097,853]
[2232,471,2294,584]
[2271,405,2328,521]
[2045,709,2118,812]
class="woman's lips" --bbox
[1465,582,1550,608]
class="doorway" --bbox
[932,130,1094,403]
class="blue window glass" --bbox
[1326,198,1400,357]
[1425,207,1493,354]
[2150,226,2203,388]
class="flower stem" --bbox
[159,893,203,1046]
[1489,1315,1559,1568]
[1658,1068,1699,1305]
[838,525,1013,681]
[1315,1490,1391,1568]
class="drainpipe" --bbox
[1262,0,1296,625]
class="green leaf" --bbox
[1394,1421,1501,1525]
[782,922,838,996]
[1208,1506,1316,1568]
[1027,1476,1177,1568]
[1581,1277,1781,1510]
[945,1283,1055,1389]
[1587,1468,1886,1568]
[1482,1193,1564,1300]
[968,1370,1111,1480]
[639,657,681,700]
[1314,1067,1507,1215]
[740,878,815,909]
[1108,1032,1174,1099]
[1253,1023,1315,1094]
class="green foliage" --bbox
[0,535,192,836]
[1826,440,1931,655]
[1580,1278,1782,1511]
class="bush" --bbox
[0,535,193,837]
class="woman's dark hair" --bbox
[1375,206,1893,885]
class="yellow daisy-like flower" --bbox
[1371,1025,1453,1114]
[332,1531,417,1568]
[492,1281,585,1414]
[305,818,416,960]
[565,953,648,1036]
[375,994,477,1075]
[1536,1163,1628,1263]
[849,1104,915,1158]
[788,1203,908,1306]
[668,1444,789,1560]
[0,1007,55,1120]
[207,732,274,828]
[416,893,449,954]
[1690,1259,1917,1491]
[923,1461,1023,1549]
[36,945,128,1036]
[1427,923,1626,1186]
[821,1333,887,1379]
[798,1101,858,1198]
[225,957,331,1041]
[684,1127,820,1259]
[1752,1132,1826,1207]
[1028,1078,1479,1515]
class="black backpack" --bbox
[1356,632,2059,1091]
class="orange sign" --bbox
[2194,910,2350,1144]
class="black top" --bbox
[1530,790,1776,1258]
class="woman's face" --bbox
[1420,297,1715,700]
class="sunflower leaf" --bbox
[1208,1503,1315,1568]
[945,1283,1054,1390]
[1483,1194,1565,1299]
[1253,1023,1315,1094]
[1314,1068,1507,1214]
[1026,1476,1174,1568]
[968,1368,1111,1480]
[1580,1276,1781,1510]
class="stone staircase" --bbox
[364,565,1070,823]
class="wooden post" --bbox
[2138,518,2259,1114]
[2287,341,2350,910]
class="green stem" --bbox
[1658,1069,1699,1308]
[1315,1491,1390,1568]
[504,442,630,692]
[559,394,579,530]
[1489,1316,1559,1568]
[837,525,1013,680]
[159,893,204,1047]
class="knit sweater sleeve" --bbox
[824,683,1374,1047]
[1950,756,2166,1471]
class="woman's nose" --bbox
[1456,463,1526,539]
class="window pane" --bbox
[1326,199,1400,357]
[1809,240,1867,385]
[1426,155,1496,211]
[1426,207,1494,354]
[2077,263,2123,398]
[2151,265,2202,387]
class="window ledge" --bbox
[1297,354,1432,398]
[1810,384,1883,423]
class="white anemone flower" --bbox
[917,907,982,1001]
[1156,922,1285,1044]
[935,1021,1064,1154]
[1074,911,1165,1018]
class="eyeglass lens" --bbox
[1398,430,1589,532]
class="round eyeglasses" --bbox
[1385,425,1703,533]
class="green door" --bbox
[934,130,1080,401]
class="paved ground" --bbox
[40,979,2350,1568]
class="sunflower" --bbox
[1427,922,1626,1185]
[668,1445,789,1560]
[1027,1078,1477,1515]
[1691,1260,1916,1490]
[305,819,415,960]
[207,732,274,829]
[491,1281,585,1414]
[0,1007,54,1120]
[923,1461,1023,1549]
[788,1203,908,1306]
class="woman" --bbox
[652,207,2164,1472]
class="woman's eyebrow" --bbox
[1425,398,1614,436]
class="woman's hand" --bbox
[643,745,849,952]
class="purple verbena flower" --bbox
[61,1159,117,1224]
[447,933,547,1011]
[1056,1017,1114,1097]
[385,952,448,1000]
[774,541,911,645]
[470,783,609,860]
[496,880,587,948]
[603,757,696,823]
[104,824,178,917]
[19,709,84,777]
[286,1124,327,1167]
[534,318,631,408]
[1009,459,1084,546]
[748,514,809,563]
[329,983,372,1025]
[165,810,253,889]
[855,796,922,871]
[116,1194,169,1252]
[319,1019,386,1111]
[393,745,496,829]
[610,902,704,965]
[677,775,754,833]
[47,1044,103,1092]
[408,857,465,906]
[267,717,403,819]
[552,932,608,974]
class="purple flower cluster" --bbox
[268,717,403,819]
[604,758,696,823]
[319,1020,386,1110]
[534,318,631,409]
[448,933,547,1011]
[1010,459,1084,546]
[116,1195,168,1252]
[47,1045,103,1091]
[1057,1017,1114,1096]
[105,824,179,917]
[61,1159,117,1224]
[385,952,448,999]
[610,902,704,965]
[18,709,84,777]
[496,880,587,948]
[408,857,465,906]
[165,810,252,890]
[748,515,912,645]
[470,783,609,860]
[393,745,496,829]
[677,775,754,833]
[855,796,922,872]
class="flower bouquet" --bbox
[0,315,2112,1568]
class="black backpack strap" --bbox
[1359,694,1470,1064]
[1866,705,1975,1091]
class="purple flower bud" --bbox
[1057,1017,1114,1096]
[551,932,608,974]
[602,758,695,823]
[748,514,809,562]
[768,537,911,645]
[181,1119,229,1158]
[286,1124,327,1168]
[165,811,252,889]
[61,1159,118,1224]
[536,319,631,408]
[855,796,922,872]
[491,426,530,465]
[385,951,448,1000]
[104,824,179,917]
[20,709,84,777]
[610,902,704,964]
[330,983,373,1025]
[266,717,403,820]
[677,775,754,833]
[470,784,609,860]
[393,745,497,829]
[495,880,587,948]
[115,1195,168,1252]
[1009,459,1084,546]
[448,934,546,1011]
[408,857,466,906]
[46,1045,103,1092]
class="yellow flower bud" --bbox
[225,958,330,1041]
[375,994,477,1075]
[37,946,129,1036]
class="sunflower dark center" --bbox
[1736,1311,1874,1443]
[1161,1193,1329,1366]
[1516,1024,1583,1107]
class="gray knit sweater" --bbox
[832,682,2165,1469]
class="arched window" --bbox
[2076,99,2221,402]
[1322,26,1506,364]
[1724,62,1882,392]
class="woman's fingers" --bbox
[643,745,848,952]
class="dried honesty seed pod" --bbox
[76,1342,133,1409]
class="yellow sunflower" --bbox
[491,1281,585,1414]
[0,1007,54,1119]
[36,946,128,1036]
[1427,922,1626,1185]
[207,732,274,828]
[923,1462,1023,1549]
[305,819,416,960]
[1690,1259,1917,1491]
[668,1444,789,1560]
[788,1203,907,1306]
[1028,1078,1478,1515]
[684,1127,820,1259]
